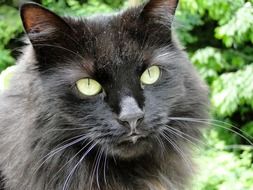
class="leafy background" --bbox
[0,0,253,189]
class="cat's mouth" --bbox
[117,134,147,145]
[108,132,154,159]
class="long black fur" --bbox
[0,1,209,190]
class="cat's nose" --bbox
[119,111,144,130]
[118,96,144,131]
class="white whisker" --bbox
[47,140,93,186]
[164,125,206,147]
[62,142,98,190]
[168,117,253,146]
[33,134,88,177]
[160,133,194,173]
[103,148,108,187]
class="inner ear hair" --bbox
[20,2,70,35]
[143,0,179,16]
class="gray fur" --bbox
[0,1,209,190]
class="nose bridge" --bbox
[119,96,144,130]
[105,64,144,115]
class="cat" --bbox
[0,0,209,189]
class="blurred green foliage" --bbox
[0,0,253,189]
[41,0,126,15]
[176,1,253,188]
[194,130,253,190]
[0,5,21,70]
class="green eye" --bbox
[76,78,102,96]
[140,66,160,85]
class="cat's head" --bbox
[20,0,208,160]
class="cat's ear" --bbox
[20,3,71,43]
[142,0,179,17]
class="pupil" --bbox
[148,69,151,77]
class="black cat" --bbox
[0,0,209,189]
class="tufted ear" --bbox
[142,0,179,17]
[20,2,71,43]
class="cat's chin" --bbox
[110,138,153,159]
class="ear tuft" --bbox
[20,3,70,36]
[143,0,179,17]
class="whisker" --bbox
[160,133,194,173]
[162,127,198,149]
[47,140,93,186]
[89,148,100,190]
[154,135,166,158]
[62,142,98,190]
[42,134,87,149]
[103,148,108,187]
[164,125,207,147]
[169,117,250,136]
[89,147,103,190]
[42,121,96,135]
[96,148,104,190]
[164,124,253,153]
[46,128,86,132]
[168,117,253,146]
[32,134,88,177]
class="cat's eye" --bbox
[76,78,102,96]
[140,66,160,85]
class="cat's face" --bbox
[21,0,208,159]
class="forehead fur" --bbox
[57,6,174,70]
